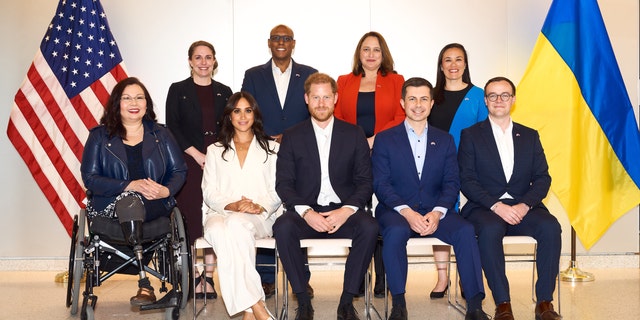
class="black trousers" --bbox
[273,207,379,295]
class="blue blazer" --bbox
[458,119,551,217]
[241,59,318,136]
[372,122,460,218]
[276,118,372,212]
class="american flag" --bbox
[6,0,128,236]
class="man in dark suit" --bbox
[458,76,562,320]
[274,73,378,320]
[241,24,318,142]
[371,77,488,320]
[241,24,318,297]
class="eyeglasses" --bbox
[269,35,294,42]
[121,95,146,104]
[486,93,513,102]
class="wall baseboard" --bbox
[1,254,637,272]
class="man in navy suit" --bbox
[241,24,318,297]
[274,73,378,320]
[241,24,318,142]
[371,77,488,320]
[458,77,562,320]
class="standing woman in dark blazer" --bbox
[166,40,232,299]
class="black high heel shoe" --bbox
[195,272,217,299]
[430,282,449,299]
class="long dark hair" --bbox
[100,77,156,139]
[217,92,275,161]
[434,43,472,105]
[351,31,396,77]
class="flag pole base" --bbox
[54,271,86,283]
[560,260,595,282]
[54,271,69,283]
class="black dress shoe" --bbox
[465,309,490,320]
[295,303,314,320]
[388,305,408,320]
[337,302,359,320]
[262,282,275,298]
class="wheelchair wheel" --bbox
[81,303,94,320]
[67,211,86,315]
[171,207,190,310]
[165,305,180,320]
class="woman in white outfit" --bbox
[202,91,280,320]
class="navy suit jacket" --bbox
[276,118,372,212]
[372,122,460,218]
[241,59,318,136]
[458,118,551,217]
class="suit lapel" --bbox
[284,61,303,110]
[394,125,421,185]
[261,60,281,108]
[480,120,509,184]
[511,123,525,180]
[303,120,322,179]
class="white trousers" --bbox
[203,211,273,316]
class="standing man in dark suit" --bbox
[371,77,488,320]
[241,25,318,297]
[274,73,378,320]
[242,24,318,142]
[458,76,562,320]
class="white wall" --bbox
[0,0,637,261]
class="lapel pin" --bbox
[296,73,301,77]
[430,141,436,145]
[516,133,521,137]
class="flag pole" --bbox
[559,227,595,282]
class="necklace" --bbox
[233,138,251,151]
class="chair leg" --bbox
[280,271,289,320]
[365,261,383,320]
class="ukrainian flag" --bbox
[512,0,640,249]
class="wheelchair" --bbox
[65,206,191,320]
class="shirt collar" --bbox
[311,116,335,136]
[488,116,513,135]
[403,119,428,136]
[271,59,292,74]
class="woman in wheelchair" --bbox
[80,77,187,306]
[201,92,280,320]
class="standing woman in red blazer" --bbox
[335,31,405,297]
[335,32,405,150]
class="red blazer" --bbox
[335,72,405,134]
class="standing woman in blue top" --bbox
[166,40,233,299]
[427,43,488,298]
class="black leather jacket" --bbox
[81,120,187,212]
